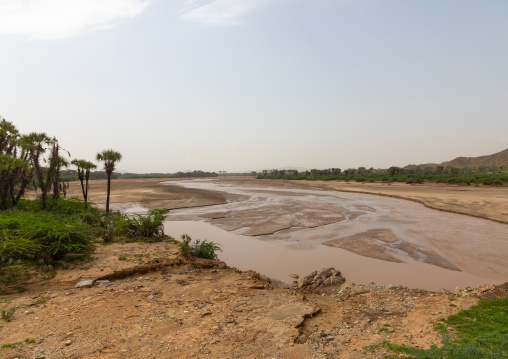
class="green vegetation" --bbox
[0,198,95,265]
[121,209,169,239]
[1,307,15,322]
[178,234,222,260]
[256,165,508,186]
[24,338,35,344]
[365,299,508,358]
[96,149,122,213]
[70,159,97,208]
[1,342,20,349]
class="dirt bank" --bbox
[2,242,504,359]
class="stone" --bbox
[298,268,345,289]
[330,276,345,285]
[478,284,493,293]
[289,274,299,279]
[75,280,95,288]
[64,339,72,346]
[95,280,112,287]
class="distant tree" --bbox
[21,132,53,209]
[71,159,97,208]
[96,149,122,213]
[435,165,444,175]
[0,119,34,210]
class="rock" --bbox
[64,339,72,346]
[75,280,95,288]
[298,268,346,289]
[289,274,299,279]
[479,284,493,293]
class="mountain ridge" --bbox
[412,148,508,169]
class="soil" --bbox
[2,177,507,358]
[2,242,504,359]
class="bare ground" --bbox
[2,242,503,359]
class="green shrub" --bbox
[0,199,95,265]
[122,209,169,239]
[177,234,222,260]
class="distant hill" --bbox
[440,148,508,169]
[412,148,508,169]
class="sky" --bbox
[1,0,507,173]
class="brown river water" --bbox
[138,179,506,291]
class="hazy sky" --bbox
[1,0,507,173]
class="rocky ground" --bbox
[1,241,505,359]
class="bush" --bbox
[0,198,96,266]
[121,209,169,239]
[178,234,222,260]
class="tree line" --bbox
[254,165,508,186]
[0,118,122,212]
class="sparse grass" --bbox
[378,324,391,333]
[1,307,15,322]
[1,342,20,348]
[365,299,508,358]
[24,338,35,344]
[118,256,127,261]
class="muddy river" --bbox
[157,179,507,291]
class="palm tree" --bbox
[71,159,97,209]
[96,149,122,213]
[21,132,52,209]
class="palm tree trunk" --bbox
[84,171,90,209]
[106,174,111,213]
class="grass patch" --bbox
[24,338,35,344]
[118,256,127,261]
[1,342,20,349]
[365,299,508,358]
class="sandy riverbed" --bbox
[66,177,508,224]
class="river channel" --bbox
[159,179,507,291]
